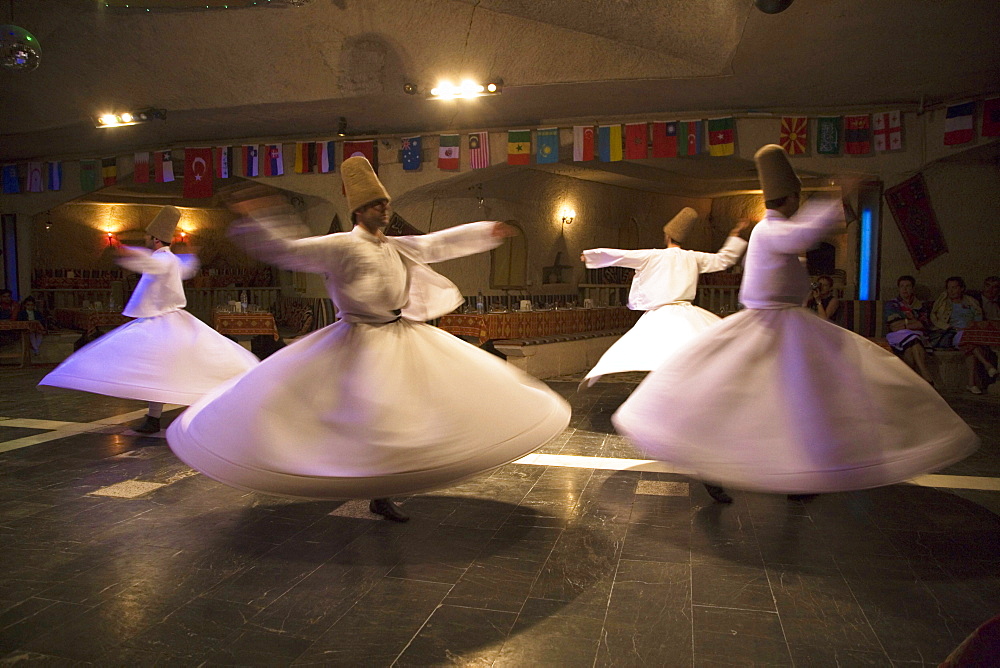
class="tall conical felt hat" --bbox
[145,205,181,243]
[342,156,390,214]
[663,207,699,243]
[754,144,801,201]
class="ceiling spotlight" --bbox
[336,116,347,136]
[428,78,502,100]
[403,82,418,95]
[94,107,166,128]
[754,0,794,14]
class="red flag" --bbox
[651,122,678,158]
[624,123,648,159]
[343,140,377,171]
[844,115,871,155]
[183,147,213,198]
[779,117,808,155]
[982,97,1000,137]
[133,152,149,183]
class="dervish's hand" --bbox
[492,222,518,238]
[580,253,587,263]
[728,218,752,237]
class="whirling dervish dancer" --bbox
[613,145,978,495]
[40,206,259,433]
[166,157,571,520]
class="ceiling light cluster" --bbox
[95,108,167,128]
[426,78,503,100]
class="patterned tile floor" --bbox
[1,364,998,666]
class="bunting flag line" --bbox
[263,144,284,177]
[677,120,703,156]
[707,117,735,156]
[983,97,1000,137]
[536,127,559,164]
[438,134,460,170]
[154,151,175,183]
[597,125,622,162]
[844,115,871,154]
[401,136,422,171]
[343,140,376,171]
[242,145,259,177]
[624,123,648,159]
[134,152,150,183]
[183,147,214,199]
[47,161,62,191]
[26,162,44,193]
[651,121,678,158]
[214,146,233,179]
[317,141,336,173]
[817,117,841,155]
[944,102,975,145]
[573,126,594,161]
[508,130,531,165]
[873,111,903,152]
[780,117,808,155]
[294,142,316,174]
[101,157,118,186]
[469,132,490,168]
[80,159,99,191]
[2,165,20,194]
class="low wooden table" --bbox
[437,307,642,345]
[0,320,45,368]
[213,311,279,340]
[53,308,131,332]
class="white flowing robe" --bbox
[581,236,746,384]
[166,220,571,499]
[613,199,978,493]
[39,246,258,405]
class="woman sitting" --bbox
[805,274,840,322]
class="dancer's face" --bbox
[355,199,390,233]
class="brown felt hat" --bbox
[663,207,699,243]
[145,205,180,243]
[754,144,801,201]
[342,156,390,214]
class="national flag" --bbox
[214,146,233,179]
[263,144,284,176]
[507,130,531,165]
[779,117,808,155]
[26,162,44,192]
[402,136,422,171]
[536,127,559,164]
[101,157,117,186]
[154,151,175,182]
[944,102,975,145]
[241,145,259,177]
[624,123,648,159]
[316,141,336,173]
[597,125,622,162]
[80,160,99,191]
[438,134,460,170]
[983,97,1000,137]
[677,120,703,156]
[816,117,841,155]
[651,121,678,158]
[707,117,735,156]
[873,111,903,151]
[343,140,376,171]
[183,147,213,199]
[294,142,316,174]
[468,131,490,169]
[844,115,871,154]
[133,152,150,183]
[47,161,62,191]
[573,126,595,161]
[1,165,19,194]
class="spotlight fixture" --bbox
[754,0,794,14]
[95,107,166,128]
[336,116,347,137]
[428,78,503,100]
[403,82,418,95]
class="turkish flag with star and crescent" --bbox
[183,147,214,198]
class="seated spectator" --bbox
[15,295,47,355]
[978,275,1000,321]
[0,289,16,320]
[884,275,934,385]
[931,276,998,394]
[805,274,840,322]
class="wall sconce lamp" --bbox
[44,211,52,230]
[178,229,188,242]
[428,78,503,100]
[336,116,347,137]
[105,228,115,244]
[95,107,166,128]
[560,208,576,225]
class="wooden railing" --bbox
[185,288,283,322]
[693,286,741,316]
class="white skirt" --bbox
[613,307,979,493]
[166,319,571,499]
[584,302,720,385]
[39,310,259,405]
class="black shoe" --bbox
[369,498,409,522]
[703,484,733,504]
[787,493,818,501]
[133,415,161,434]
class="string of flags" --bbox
[2,98,997,197]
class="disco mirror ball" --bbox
[0,24,40,71]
